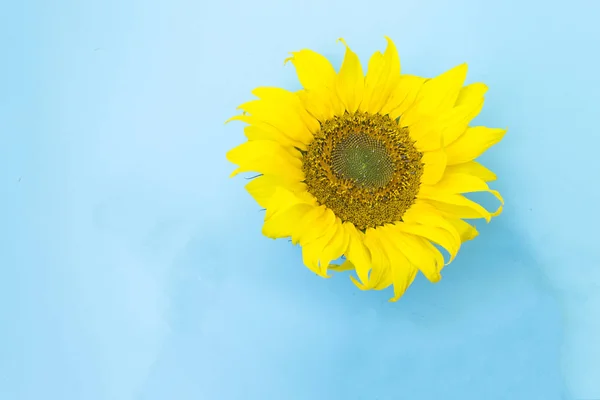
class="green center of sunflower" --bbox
[331,133,395,189]
[302,112,424,231]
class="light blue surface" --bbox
[2,0,600,399]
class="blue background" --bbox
[2,0,600,399]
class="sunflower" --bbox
[226,37,505,301]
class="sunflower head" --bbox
[227,37,505,301]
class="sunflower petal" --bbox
[362,228,392,290]
[319,218,350,276]
[383,75,427,119]
[369,232,394,291]
[377,226,418,301]
[286,49,343,119]
[438,82,488,144]
[301,217,349,277]
[343,222,372,285]
[294,207,337,246]
[445,126,507,165]
[446,218,479,242]
[233,91,317,147]
[360,37,401,113]
[359,51,383,112]
[230,116,307,150]
[456,82,488,106]
[439,104,484,145]
[393,221,459,265]
[290,205,327,245]
[385,225,442,283]
[251,87,321,134]
[445,161,497,182]
[422,169,505,224]
[296,89,338,122]
[302,222,337,277]
[285,49,336,91]
[419,189,502,223]
[389,260,418,302]
[420,149,447,185]
[336,38,364,113]
[226,140,303,179]
[406,116,444,151]
[262,187,316,239]
[329,260,355,272]
[402,201,462,247]
[245,175,306,208]
[401,63,468,126]
[432,172,505,206]
[263,203,314,239]
[264,187,311,220]
[235,100,313,146]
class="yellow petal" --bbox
[445,161,497,182]
[445,126,507,165]
[335,38,364,113]
[231,116,307,150]
[359,51,383,113]
[385,224,443,283]
[301,222,337,277]
[329,259,355,272]
[226,140,304,181]
[456,82,488,106]
[252,87,321,134]
[286,49,343,119]
[376,226,418,301]
[423,170,504,227]
[235,103,312,148]
[245,175,306,208]
[419,189,502,222]
[401,201,462,247]
[319,218,350,276]
[389,260,418,302]
[289,205,326,245]
[263,203,314,239]
[286,49,336,92]
[360,36,401,113]
[301,217,349,277]
[431,172,504,206]
[226,140,303,179]
[420,149,447,185]
[361,228,393,290]
[440,107,481,146]
[405,116,444,151]
[343,222,372,285]
[349,275,366,291]
[264,187,312,220]
[293,207,336,246]
[383,75,427,119]
[402,64,468,126]
[369,237,394,291]
[297,88,339,122]
[393,219,459,265]
[262,187,316,239]
[446,218,479,242]
[436,83,488,144]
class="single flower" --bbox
[227,37,505,301]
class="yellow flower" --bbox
[226,37,505,301]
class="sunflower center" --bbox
[302,112,424,231]
[331,133,395,189]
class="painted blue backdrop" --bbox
[2,0,599,399]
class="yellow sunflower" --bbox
[226,37,505,301]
